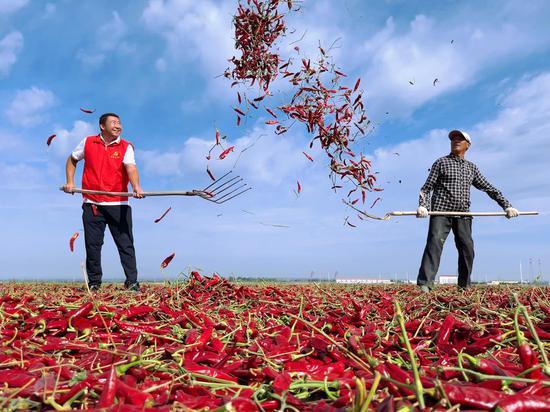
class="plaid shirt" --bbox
[419,154,512,212]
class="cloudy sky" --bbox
[1,0,549,282]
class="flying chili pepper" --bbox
[154,207,172,223]
[69,232,79,252]
[206,166,216,181]
[302,151,314,162]
[353,78,361,92]
[265,120,278,125]
[219,146,235,160]
[266,108,277,118]
[297,180,301,194]
[160,253,175,269]
[369,197,381,209]
[46,134,56,146]
[79,107,95,114]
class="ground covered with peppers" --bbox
[0,275,549,411]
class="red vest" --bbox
[81,135,131,203]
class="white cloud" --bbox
[142,0,235,80]
[0,0,28,15]
[354,5,550,116]
[5,87,56,127]
[43,3,56,19]
[368,71,550,231]
[51,120,95,156]
[138,124,313,185]
[0,31,23,76]
[77,11,131,69]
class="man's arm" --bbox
[418,160,440,208]
[62,155,78,193]
[472,166,512,210]
[125,164,144,198]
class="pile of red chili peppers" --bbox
[226,0,376,210]
[0,277,549,411]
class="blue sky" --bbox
[1,0,549,282]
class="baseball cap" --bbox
[448,129,471,144]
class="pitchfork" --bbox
[60,171,251,204]
[343,201,539,221]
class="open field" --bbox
[0,275,549,411]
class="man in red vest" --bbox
[63,113,144,292]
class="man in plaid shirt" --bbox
[416,130,519,291]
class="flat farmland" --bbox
[0,276,549,411]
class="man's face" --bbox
[100,116,122,138]
[450,135,469,155]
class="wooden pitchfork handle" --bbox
[60,187,211,199]
[343,201,539,220]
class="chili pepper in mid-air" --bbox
[206,166,216,181]
[160,252,175,269]
[79,107,95,114]
[69,232,79,252]
[303,151,314,162]
[369,196,381,208]
[296,180,301,194]
[219,146,235,160]
[154,207,172,223]
[46,134,56,146]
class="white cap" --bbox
[449,130,471,144]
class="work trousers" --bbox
[82,203,138,286]
[417,216,474,288]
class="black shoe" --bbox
[124,282,141,292]
[88,284,101,292]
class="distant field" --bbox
[0,277,549,410]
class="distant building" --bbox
[489,280,520,285]
[335,275,392,284]
[438,275,458,284]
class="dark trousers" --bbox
[82,203,138,286]
[417,216,474,288]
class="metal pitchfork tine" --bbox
[59,171,251,204]
[197,171,252,204]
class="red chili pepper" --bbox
[219,146,235,160]
[441,383,507,409]
[69,232,79,252]
[154,207,172,223]
[436,314,455,346]
[265,119,278,125]
[160,252,175,269]
[46,134,56,146]
[91,204,100,216]
[296,180,301,194]
[266,107,277,118]
[206,166,216,181]
[234,107,246,116]
[99,366,117,407]
[79,107,95,114]
[302,151,314,162]
[116,379,153,407]
[494,394,550,412]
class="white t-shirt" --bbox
[71,135,136,206]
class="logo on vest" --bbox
[111,151,120,159]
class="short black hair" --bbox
[99,113,120,125]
